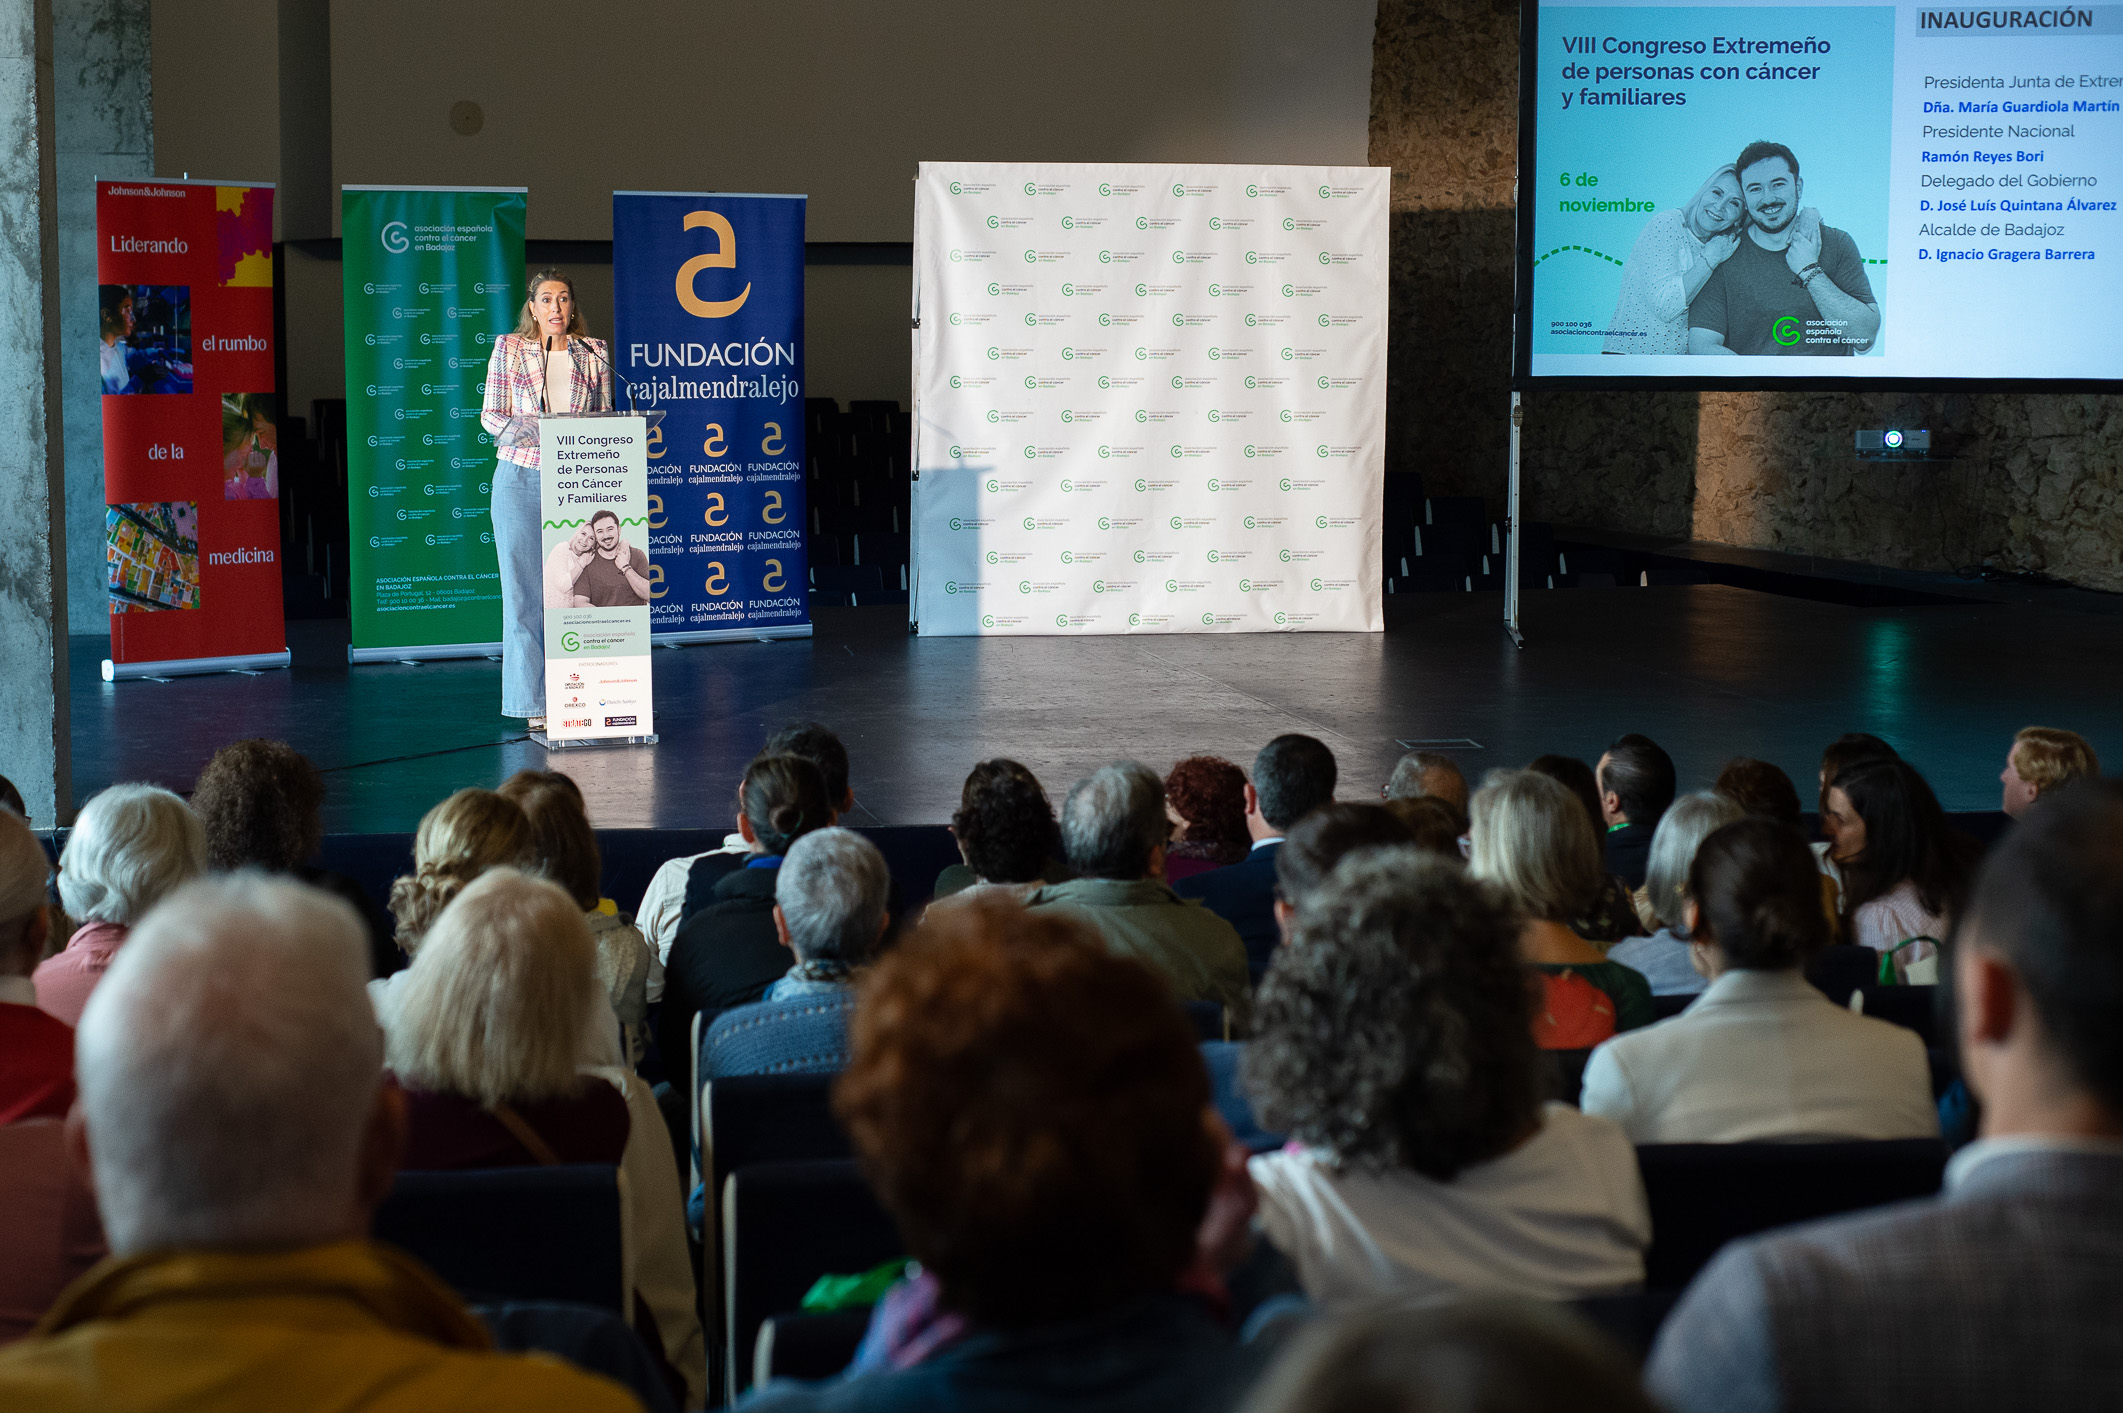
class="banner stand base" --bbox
[103,651,292,682]
[532,732,661,751]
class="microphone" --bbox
[539,334,554,415]
[577,338,638,414]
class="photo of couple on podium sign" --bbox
[480,267,660,744]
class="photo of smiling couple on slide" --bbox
[1602,140,1881,356]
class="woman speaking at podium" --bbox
[481,270,613,730]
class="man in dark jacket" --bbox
[1595,733,1675,891]
[1174,734,1338,982]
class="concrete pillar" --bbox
[0,0,71,824]
[54,0,151,634]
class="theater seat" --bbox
[753,1307,875,1387]
[476,1301,680,1413]
[375,1165,627,1314]
[724,1159,902,1402]
[1636,1139,1949,1290]
[1571,1289,1680,1365]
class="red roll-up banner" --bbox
[96,179,287,678]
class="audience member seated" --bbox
[1713,756,1805,825]
[930,759,1067,904]
[661,753,834,1066]
[0,874,637,1411]
[1595,734,1677,891]
[384,868,702,1403]
[1528,755,1642,942]
[35,783,205,1027]
[1241,1300,1657,1413]
[1811,731,1901,889]
[1384,795,1469,860]
[702,828,889,1079]
[500,770,659,1066]
[1270,803,1418,943]
[1163,756,1252,883]
[374,787,535,1021]
[0,810,71,1124]
[1384,749,1469,820]
[0,809,105,1343]
[2000,725,2099,818]
[746,897,1266,1411]
[1244,849,1650,1306]
[1824,756,1977,983]
[638,721,855,962]
[1606,791,1745,996]
[0,773,23,820]
[1582,818,1938,1142]
[1648,782,2123,1411]
[1175,734,1339,981]
[191,737,397,978]
[1027,762,1249,1015]
[1469,772,1654,1041]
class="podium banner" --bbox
[911,162,1387,636]
[96,179,287,675]
[343,186,526,656]
[540,416,654,743]
[611,192,810,642]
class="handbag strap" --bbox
[488,1101,562,1166]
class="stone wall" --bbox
[1370,0,2123,587]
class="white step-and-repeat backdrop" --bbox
[911,162,1387,636]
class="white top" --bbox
[1604,208,1709,354]
[1850,881,1947,982]
[585,1064,706,1405]
[544,348,572,415]
[1580,968,1939,1144]
[99,339,129,393]
[635,837,748,964]
[1249,1102,1650,1308]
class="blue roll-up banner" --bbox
[611,192,811,643]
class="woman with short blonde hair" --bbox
[387,868,596,1108]
[35,784,206,1026]
[2003,726,2099,817]
[384,867,705,1401]
[1470,771,1654,1041]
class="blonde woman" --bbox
[1469,770,1654,1036]
[373,789,534,1027]
[1602,165,1743,354]
[36,784,207,1027]
[478,270,614,730]
[384,869,704,1404]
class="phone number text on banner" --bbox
[611,192,811,642]
[343,186,526,656]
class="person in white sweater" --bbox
[1245,849,1650,1308]
[1582,817,1938,1144]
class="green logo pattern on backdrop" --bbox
[910,163,1385,637]
[343,188,527,650]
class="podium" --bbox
[514,410,665,750]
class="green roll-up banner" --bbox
[342,186,527,657]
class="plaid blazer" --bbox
[480,333,614,469]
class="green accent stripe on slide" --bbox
[542,516,649,528]
[1535,245,1625,267]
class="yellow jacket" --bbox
[0,1240,643,1413]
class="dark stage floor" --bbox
[67,583,2123,832]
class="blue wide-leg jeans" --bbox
[491,459,545,718]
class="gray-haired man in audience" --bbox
[1027,762,1249,1016]
[1649,780,2123,1412]
[0,873,637,1410]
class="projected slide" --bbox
[1522,0,2123,381]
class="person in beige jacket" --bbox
[1581,818,1937,1144]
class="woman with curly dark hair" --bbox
[1161,756,1250,883]
[931,759,1066,904]
[1243,848,1649,1307]
[190,738,395,978]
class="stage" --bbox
[66,567,2123,835]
